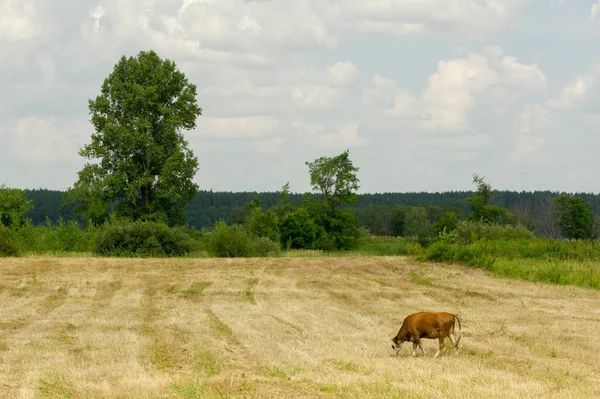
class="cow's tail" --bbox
[452,314,462,349]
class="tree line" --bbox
[17,187,600,237]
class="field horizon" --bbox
[1,256,599,398]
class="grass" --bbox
[419,238,600,289]
[1,256,600,398]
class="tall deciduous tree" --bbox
[305,149,360,209]
[66,50,202,226]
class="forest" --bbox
[21,187,600,237]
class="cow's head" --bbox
[390,337,402,356]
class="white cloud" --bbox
[511,104,554,164]
[293,120,367,149]
[363,48,548,131]
[5,117,91,166]
[547,63,600,110]
[592,1,600,19]
[339,0,536,39]
[326,62,359,86]
[291,84,348,110]
[0,0,36,41]
[192,116,279,139]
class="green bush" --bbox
[453,220,534,245]
[247,208,280,243]
[251,236,282,257]
[94,220,193,257]
[207,220,253,258]
[279,208,320,249]
[0,227,20,257]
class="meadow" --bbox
[1,256,599,398]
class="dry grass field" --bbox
[1,256,600,398]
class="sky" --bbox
[1,0,600,195]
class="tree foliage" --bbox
[66,50,202,226]
[303,150,361,249]
[467,174,506,224]
[0,185,33,228]
[553,194,595,240]
[305,149,360,209]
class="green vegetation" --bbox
[65,50,202,227]
[2,49,600,294]
[94,219,197,257]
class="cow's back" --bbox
[407,312,455,335]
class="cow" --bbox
[390,311,462,358]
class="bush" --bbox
[453,220,534,245]
[0,227,20,257]
[279,208,320,249]
[94,220,193,257]
[207,220,253,258]
[247,208,280,243]
[251,236,282,257]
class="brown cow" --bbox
[391,312,462,358]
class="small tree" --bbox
[467,174,506,224]
[404,207,432,238]
[0,185,33,228]
[433,210,459,235]
[272,182,295,218]
[247,207,280,243]
[65,50,202,226]
[553,194,595,240]
[303,149,361,249]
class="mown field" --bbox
[1,256,599,398]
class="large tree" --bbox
[305,149,360,209]
[66,50,202,226]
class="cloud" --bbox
[362,48,548,131]
[592,1,600,20]
[4,117,91,166]
[339,0,536,40]
[511,104,554,164]
[0,0,36,41]
[292,120,367,149]
[191,116,279,139]
[326,62,359,86]
[547,63,600,110]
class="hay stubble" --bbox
[0,256,599,398]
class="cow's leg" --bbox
[447,334,459,355]
[412,342,418,357]
[434,337,445,358]
[414,337,425,356]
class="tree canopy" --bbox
[553,194,595,240]
[66,50,202,226]
[0,185,33,228]
[467,174,506,224]
[305,149,360,209]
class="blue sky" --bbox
[1,0,600,194]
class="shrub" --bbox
[453,220,534,245]
[207,220,253,258]
[251,236,282,257]
[279,208,320,249]
[0,227,20,257]
[94,220,193,257]
[247,208,280,243]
